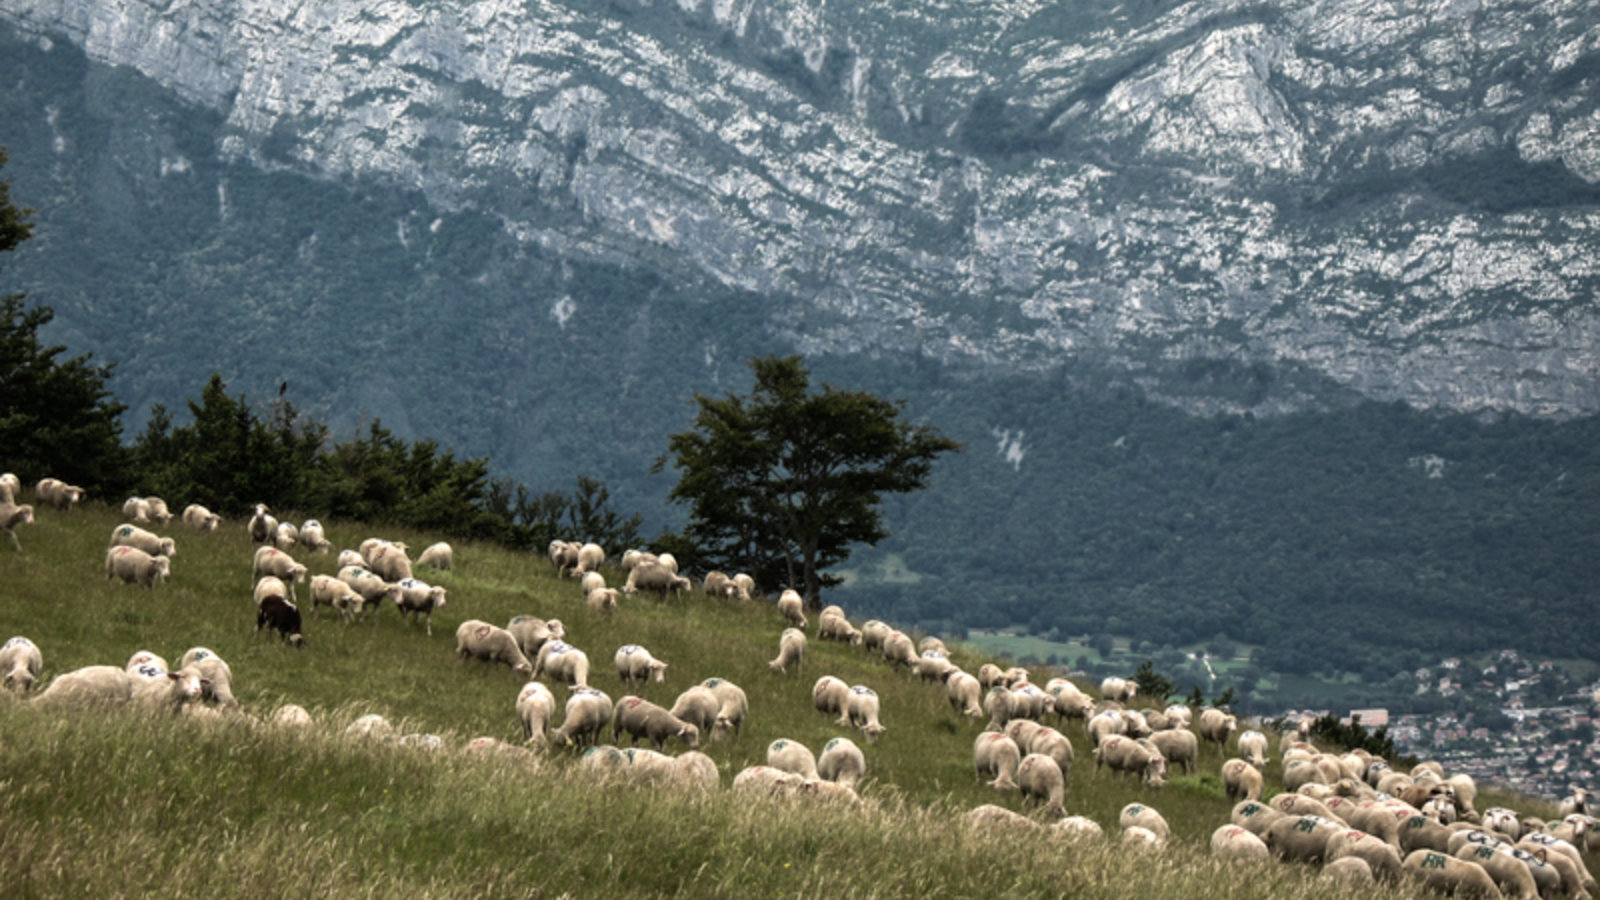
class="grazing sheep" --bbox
[818,607,862,644]
[615,644,668,687]
[966,804,1039,832]
[701,677,748,738]
[1018,753,1066,818]
[984,686,1015,733]
[701,570,737,600]
[1516,832,1595,895]
[1231,800,1286,838]
[122,496,152,522]
[766,738,819,780]
[1223,758,1265,803]
[1197,708,1238,750]
[1005,718,1043,751]
[337,549,364,569]
[1399,813,1456,855]
[1212,824,1271,863]
[548,540,580,576]
[1148,728,1199,776]
[1055,816,1106,840]
[1323,857,1377,886]
[1044,678,1095,726]
[769,628,806,673]
[274,522,299,551]
[271,704,314,728]
[1269,792,1345,825]
[1093,735,1168,787]
[1238,729,1269,768]
[181,504,221,531]
[813,675,852,726]
[1402,850,1504,899]
[974,732,1022,790]
[1123,826,1165,851]
[309,574,365,623]
[177,647,239,709]
[105,546,170,590]
[612,696,700,750]
[253,546,307,600]
[367,542,413,582]
[732,765,807,797]
[256,593,305,646]
[551,688,613,748]
[0,636,42,694]
[393,578,447,636]
[1087,710,1127,747]
[33,665,134,710]
[1558,789,1591,818]
[109,524,176,558]
[35,478,85,511]
[914,650,958,683]
[345,714,396,740]
[0,502,33,551]
[579,571,606,596]
[947,670,985,719]
[777,590,807,629]
[668,685,719,736]
[1265,815,1343,864]
[1455,844,1538,900]
[507,616,565,660]
[298,520,332,553]
[625,561,691,601]
[1009,683,1052,721]
[845,685,886,743]
[337,566,399,618]
[976,663,1005,689]
[818,736,867,789]
[585,588,619,615]
[533,640,590,689]
[416,541,452,570]
[881,631,916,670]
[572,542,605,576]
[1508,847,1563,899]
[456,620,535,677]
[860,620,892,652]
[672,751,720,791]
[516,681,557,746]
[1100,676,1138,703]
[1328,829,1405,884]
[1028,725,1076,777]
[731,573,756,602]
[1120,803,1172,845]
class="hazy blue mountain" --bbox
[2,0,1597,703]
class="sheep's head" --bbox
[5,669,35,694]
[681,724,700,749]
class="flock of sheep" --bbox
[3,476,1598,898]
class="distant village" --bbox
[1281,650,1597,804]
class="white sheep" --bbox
[1093,735,1168,787]
[551,688,613,747]
[1044,678,1095,726]
[337,566,398,618]
[367,541,413,582]
[0,473,18,502]
[144,497,173,525]
[1100,676,1138,703]
[456,620,534,677]
[0,502,33,551]
[131,665,209,715]
[252,546,307,601]
[580,571,606,596]
[1119,803,1171,846]
[777,589,807,629]
[122,496,152,522]
[947,670,985,719]
[817,607,863,644]
[700,677,748,738]
[274,521,299,551]
[1148,728,1199,776]
[533,640,590,689]
[1223,758,1264,802]
[393,578,447,635]
[298,520,332,553]
[668,686,720,735]
[1238,729,1269,769]
[817,736,867,789]
[35,478,85,512]
[271,704,314,728]
[181,504,221,531]
[1211,824,1271,863]
[914,650,957,683]
[860,620,892,652]
[507,616,565,660]
[247,504,277,544]
[572,542,605,576]
[625,561,691,601]
[845,685,887,743]
[0,636,42,694]
[178,647,239,710]
[309,574,365,623]
[1028,725,1076,777]
[105,546,170,589]
[585,588,619,615]
[109,524,176,558]
[336,549,364,569]
[416,541,452,570]
[881,631,916,670]
[614,644,668,686]
[33,665,134,710]
[766,738,819,780]
[1197,708,1238,750]
[732,573,756,601]
[516,681,557,746]
[345,714,396,740]
[1017,753,1066,818]
[813,675,852,726]
[974,731,1022,790]
[702,571,737,600]
[769,628,806,673]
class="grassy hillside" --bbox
[0,502,1558,897]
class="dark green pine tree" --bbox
[0,147,130,495]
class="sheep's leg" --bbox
[2,528,18,551]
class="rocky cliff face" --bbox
[4,0,1597,418]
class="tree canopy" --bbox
[0,147,130,494]
[656,355,960,604]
